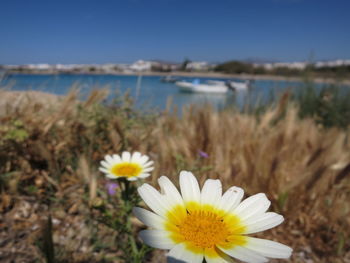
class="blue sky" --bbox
[0,0,349,64]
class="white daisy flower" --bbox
[99,151,154,181]
[133,171,292,263]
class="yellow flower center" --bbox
[111,162,142,178]
[178,210,229,249]
[166,203,247,255]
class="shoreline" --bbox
[5,70,350,85]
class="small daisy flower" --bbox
[133,171,292,263]
[99,151,154,181]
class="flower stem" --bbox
[121,179,140,261]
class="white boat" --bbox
[175,79,229,94]
[227,80,251,91]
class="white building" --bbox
[27,64,51,70]
[256,62,307,70]
[185,61,209,71]
[315,59,350,68]
[129,60,153,72]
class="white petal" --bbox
[143,167,154,172]
[179,171,200,204]
[100,160,111,169]
[133,207,165,229]
[167,243,204,263]
[244,212,284,234]
[112,154,122,163]
[139,230,175,249]
[219,186,244,213]
[105,155,115,165]
[244,237,292,259]
[139,155,150,164]
[158,176,184,205]
[218,245,268,263]
[139,173,151,178]
[144,160,154,168]
[233,193,270,220]
[106,173,117,179]
[201,179,222,206]
[122,151,131,162]
[158,176,187,223]
[99,167,110,174]
[127,176,138,181]
[131,152,142,162]
[138,183,168,217]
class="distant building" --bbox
[150,60,180,72]
[185,61,209,71]
[315,59,350,68]
[256,59,350,70]
[277,62,307,70]
[129,60,153,72]
[100,63,120,73]
[257,62,307,70]
[28,64,51,70]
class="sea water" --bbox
[0,73,341,112]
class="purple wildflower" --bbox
[106,182,119,196]
[198,150,209,159]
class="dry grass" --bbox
[0,89,349,262]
